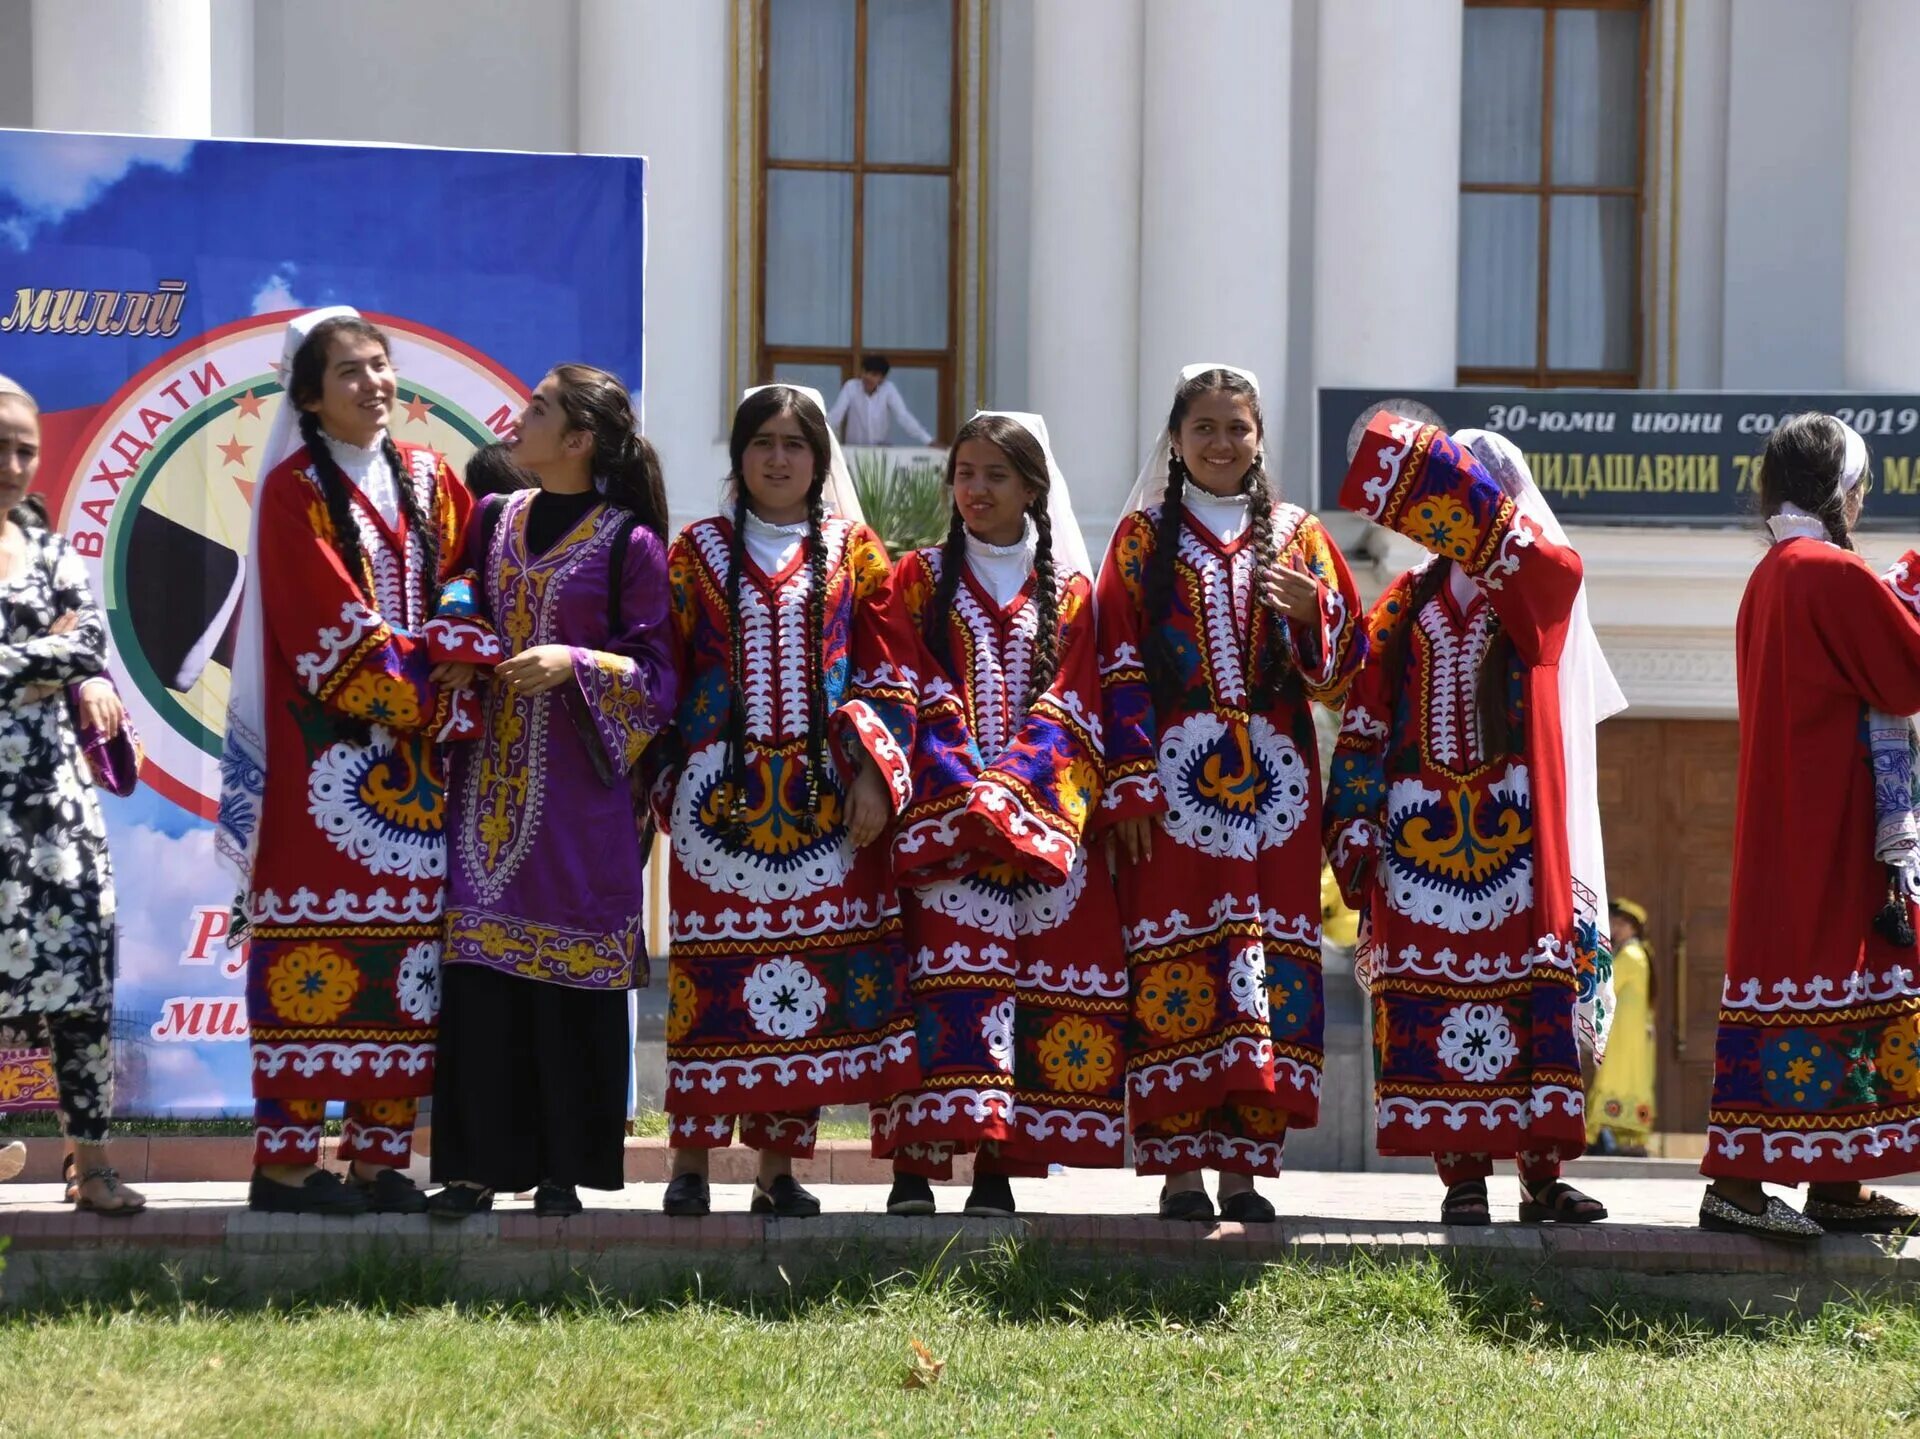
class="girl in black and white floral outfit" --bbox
[0,375,142,1214]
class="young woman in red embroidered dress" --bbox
[1096,365,1364,1223]
[653,385,921,1219]
[877,411,1124,1217]
[218,309,498,1216]
[1699,413,1920,1241]
[1326,415,1613,1227]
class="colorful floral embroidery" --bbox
[266,943,361,1026]
[1137,959,1217,1040]
[743,956,829,1040]
[1035,1016,1119,1095]
[1436,1002,1519,1084]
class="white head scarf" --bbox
[1453,427,1626,1060]
[1122,362,1263,515]
[966,410,1094,581]
[216,305,361,887]
[725,383,865,525]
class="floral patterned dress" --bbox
[875,547,1126,1177]
[1095,499,1363,1176]
[0,524,117,1141]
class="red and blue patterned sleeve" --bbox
[1280,511,1366,705]
[1093,510,1166,824]
[896,570,1105,888]
[1339,414,1581,667]
[830,522,921,815]
[420,455,501,671]
[640,529,708,835]
[563,524,679,786]
[1323,572,1412,909]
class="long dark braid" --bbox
[926,507,969,678]
[296,409,372,593]
[1141,451,1190,714]
[1757,412,1860,553]
[385,432,441,618]
[1242,457,1299,710]
[799,481,830,837]
[722,479,752,846]
[1026,500,1061,711]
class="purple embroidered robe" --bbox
[445,490,677,990]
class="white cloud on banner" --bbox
[0,135,195,249]
[250,266,304,314]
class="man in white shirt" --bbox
[826,354,933,446]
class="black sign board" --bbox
[1317,388,1920,528]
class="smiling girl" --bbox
[218,308,498,1215]
[875,411,1123,1217]
[1096,365,1364,1222]
[429,365,676,1221]
[652,384,921,1218]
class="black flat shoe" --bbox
[662,1172,711,1217]
[751,1174,821,1218]
[350,1166,429,1215]
[963,1172,1016,1218]
[426,1183,494,1221]
[534,1182,583,1218]
[1698,1190,1824,1243]
[887,1174,937,1216]
[1219,1189,1276,1224]
[248,1169,370,1216]
[1157,1187,1215,1222]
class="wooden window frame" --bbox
[1458,0,1650,390]
[755,0,963,441]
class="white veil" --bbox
[216,304,361,886]
[1122,362,1263,515]
[1453,427,1626,1060]
[969,409,1093,580]
[725,382,865,525]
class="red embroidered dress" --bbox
[876,549,1126,1176]
[1702,542,1920,1183]
[237,440,495,1166]
[1095,499,1362,1176]
[1326,416,1588,1161]
[657,515,922,1154]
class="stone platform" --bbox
[2,1147,1914,1320]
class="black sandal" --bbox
[1517,1178,1608,1224]
[1440,1178,1490,1226]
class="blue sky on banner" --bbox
[0,130,648,408]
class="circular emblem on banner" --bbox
[1344,397,1449,464]
[55,311,527,819]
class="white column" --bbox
[1137,0,1292,457]
[31,0,213,135]
[1313,0,1463,390]
[1027,0,1144,528]
[1845,0,1920,388]
[578,0,732,524]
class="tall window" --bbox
[1458,1,1648,387]
[757,0,960,440]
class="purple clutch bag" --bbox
[67,681,143,798]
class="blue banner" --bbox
[0,130,646,1114]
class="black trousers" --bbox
[430,964,630,1192]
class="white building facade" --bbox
[5,0,1919,1137]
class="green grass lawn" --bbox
[2,1247,1917,1438]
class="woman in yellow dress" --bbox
[1587,898,1656,1155]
